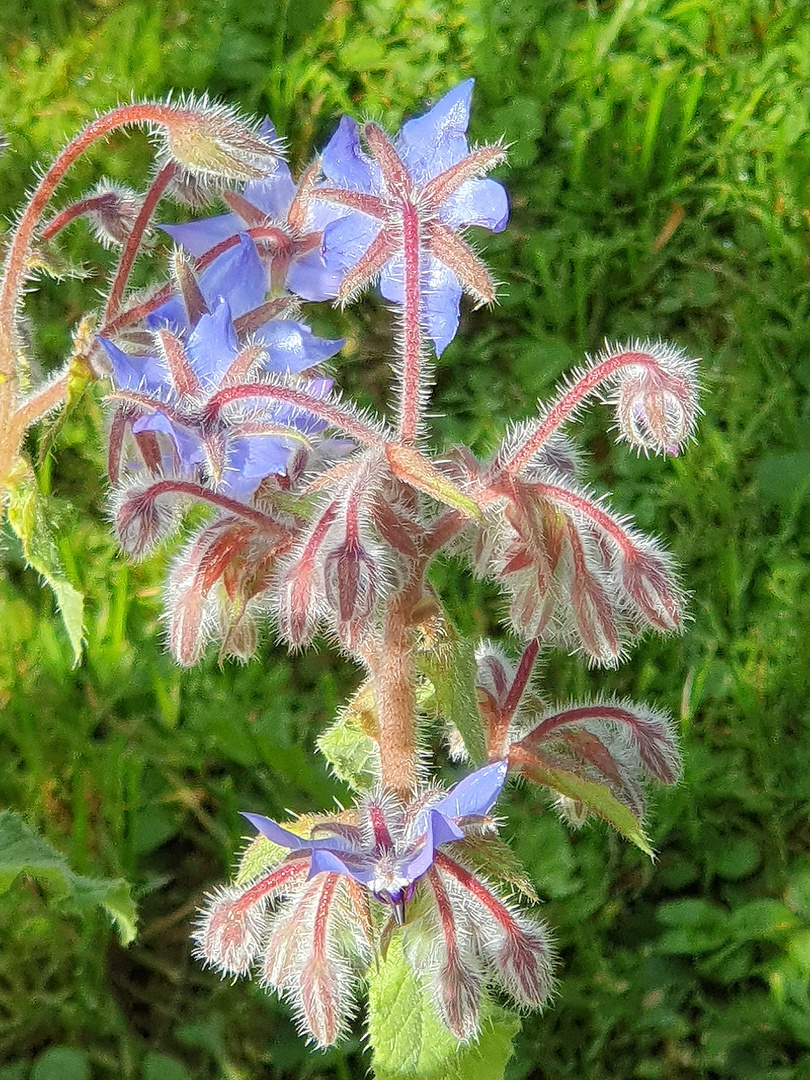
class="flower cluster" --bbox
[195,762,555,1044]
[0,81,697,1052]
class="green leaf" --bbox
[36,318,97,467]
[368,936,519,1080]
[0,1065,27,1080]
[728,899,797,942]
[317,718,379,791]
[141,1051,193,1080]
[234,835,286,888]
[418,632,486,764]
[454,834,538,904]
[316,680,380,791]
[0,810,137,944]
[5,458,84,665]
[656,898,729,954]
[521,760,654,857]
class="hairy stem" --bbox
[397,201,424,443]
[498,348,669,477]
[374,585,419,796]
[205,383,387,447]
[0,103,189,395]
[104,162,178,322]
[502,639,540,722]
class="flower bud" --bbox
[277,558,320,648]
[614,343,699,456]
[112,482,180,557]
[167,167,222,209]
[322,530,379,648]
[568,524,622,666]
[160,98,283,182]
[193,884,265,976]
[83,181,142,248]
[621,545,683,632]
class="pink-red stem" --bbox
[499,349,666,477]
[397,201,424,444]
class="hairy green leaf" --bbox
[520,760,654,857]
[368,936,519,1080]
[5,459,84,665]
[418,632,486,764]
[0,810,137,944]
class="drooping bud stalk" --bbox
[41,181,143,248]
[495,341,700,479]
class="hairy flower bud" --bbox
[322,528,380,648]
[159,97,283,182]
[621,544,684,632]
[82,181,142,248]
[613,342,700,456]
[112,480,181,557]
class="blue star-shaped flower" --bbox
[313,80,509,355]
[242,759,508,922]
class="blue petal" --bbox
[321,214,382,277]
[131,412,205,471]
[286,248,343,302]
[98,337,169,397]
[308,847,376,884]
[241,812,314,850]
[421,260,463,356]
[402,810,464,884]
[441,178,510,233]
[243,164,297,221]
[251,319,344,374]
[397,79,474,183]
[198,234,267,318]
[186,301,239,388]
[219,435,297,497]
[321,115,378,191]
[379,255,462,356]
[428,760,509,824]
[147,234,268,333]
[161,214,241,257]
[241,812,356,852]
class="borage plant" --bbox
[0,81,698,1075]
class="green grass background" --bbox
[2,0,810,1077]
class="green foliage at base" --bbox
[368,938,519,1080]
[0,810,136,943]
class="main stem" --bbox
[397,201,424,444]
[374,582,419,797]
